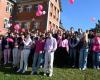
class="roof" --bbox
[59,23,65,30]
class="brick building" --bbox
[0,0,16,34]
[15,0,61,32]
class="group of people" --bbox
[0,27,100,77]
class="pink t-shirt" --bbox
[35,40,45,53]
[58,39,69,52]
[92,36,100,52]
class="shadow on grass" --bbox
[0,65,45,76]
[0,65,31,75]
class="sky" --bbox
[61,0,100,31]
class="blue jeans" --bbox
[70,48,76,66]
[79,48,88,68]
[32,52,43,72]
[93,52,100,68]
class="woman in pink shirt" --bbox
[31,35,45,75]
[92,33,100,69]
[55,33,69,67]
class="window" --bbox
[25,22,30,29]
[57,10,59,18]
[6,2,9,12]
[56,25,58,30]
[34,22,40,29]
[53,23,55,27]
[23,5,27,12]
[53,6,56,19]
[34,4,38,11]
[6,2,13,13]
[49,21,51,25]
[53,15,56,19]
[54,6,56,16]
[55,0,57,2]
[27,5,32,12]
[22,22,30,29]
[56,10,59,21]
[50,12,52,17]
[4,18,10,28]
[18,6,23,13]
[52,23,55,33]
[50,3,53,12]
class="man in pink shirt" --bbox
[44,32,57,77]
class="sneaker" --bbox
[49,73,52,77]
[22,70,26,73]
[72,65,75,68]
[17,69,21,73]
[82,67,86,70]
[97,67,100,70]
[40,65,43,68]
[44,73,46,76]
[79,68,82,70]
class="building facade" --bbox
[15,0,61,32]
[0,0,15,34]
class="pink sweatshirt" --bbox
[58,38,69,52]
[92,36,100,52]
[35,39,45,53]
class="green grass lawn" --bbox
[0,67,100,80]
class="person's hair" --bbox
[70,27,74,30]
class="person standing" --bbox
[69,32,79,67]
[12,41,19,68]
[92,33,100,69]
[43,32,57,77]
[31,35,45,75]
[0,36,3,64]
[79,32,89,70]
[3,34,14,65]
[17,34,32,73]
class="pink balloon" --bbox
[91,17,96,22]
[38,4,43,11]
[38,10,43,15]
[21,28,25,32]
[69,0,75,4]
[36,10,43,16]
[36,11,40,16]
[14,24,20,30]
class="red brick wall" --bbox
[0,0,12,27]
[0,0,12,34]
